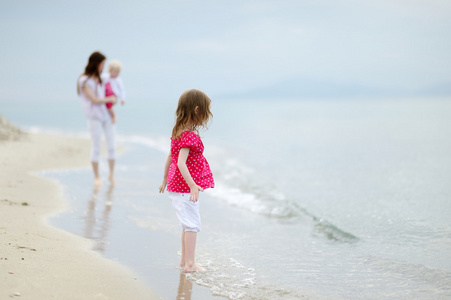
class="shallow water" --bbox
[7,97,451,299]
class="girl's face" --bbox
[98,60,105,74]
[109,68,120,78]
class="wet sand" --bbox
[0,117,157,299]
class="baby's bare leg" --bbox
[108,107,117,123]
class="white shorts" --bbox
[168,192,201,233]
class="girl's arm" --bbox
[177,148,203,202]
[81,86,117,105]
[159,153,172,193]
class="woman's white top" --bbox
[78,75,110,121]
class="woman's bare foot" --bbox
[184,263,206,273]
[94,177,102,187]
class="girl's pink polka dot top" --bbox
[167,131,215,193]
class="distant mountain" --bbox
[218,78,451,99]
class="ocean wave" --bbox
[23,126,170,154]
[23,125,90,138]
[115,134,169,153]
[208,156,359,243]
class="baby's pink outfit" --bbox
[105,82,114,109]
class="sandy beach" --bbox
[0,117,157,300]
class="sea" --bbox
[1,96,451,299]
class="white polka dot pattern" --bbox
[167,131,215,193]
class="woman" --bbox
[77,51,117,187]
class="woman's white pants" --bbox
[88,118,116,162]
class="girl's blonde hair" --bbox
[108,60,122,71]
[172,89,212,139]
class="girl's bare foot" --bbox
[184,263,206,273]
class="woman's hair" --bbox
[172,89,213,139]
[77,51,106,95]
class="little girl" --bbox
[159,89,214,273]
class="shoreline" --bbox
[0,129,157,299]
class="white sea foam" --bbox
[186,256,256,299]
[24,125,90,139]
[206,154,303,218]
[115,134,169,153]
[187,254,307,300]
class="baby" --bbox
[103,60,126,123]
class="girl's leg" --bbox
[184,231,205,273]
[170,192,205,272]
[180,229,186,268]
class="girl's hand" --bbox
[189,185,204,202]
[159,179,167,193]
[177,148,203,202]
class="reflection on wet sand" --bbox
[84,185,114,253]
[177,272,193,300]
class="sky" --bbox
[0,0,450,104]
